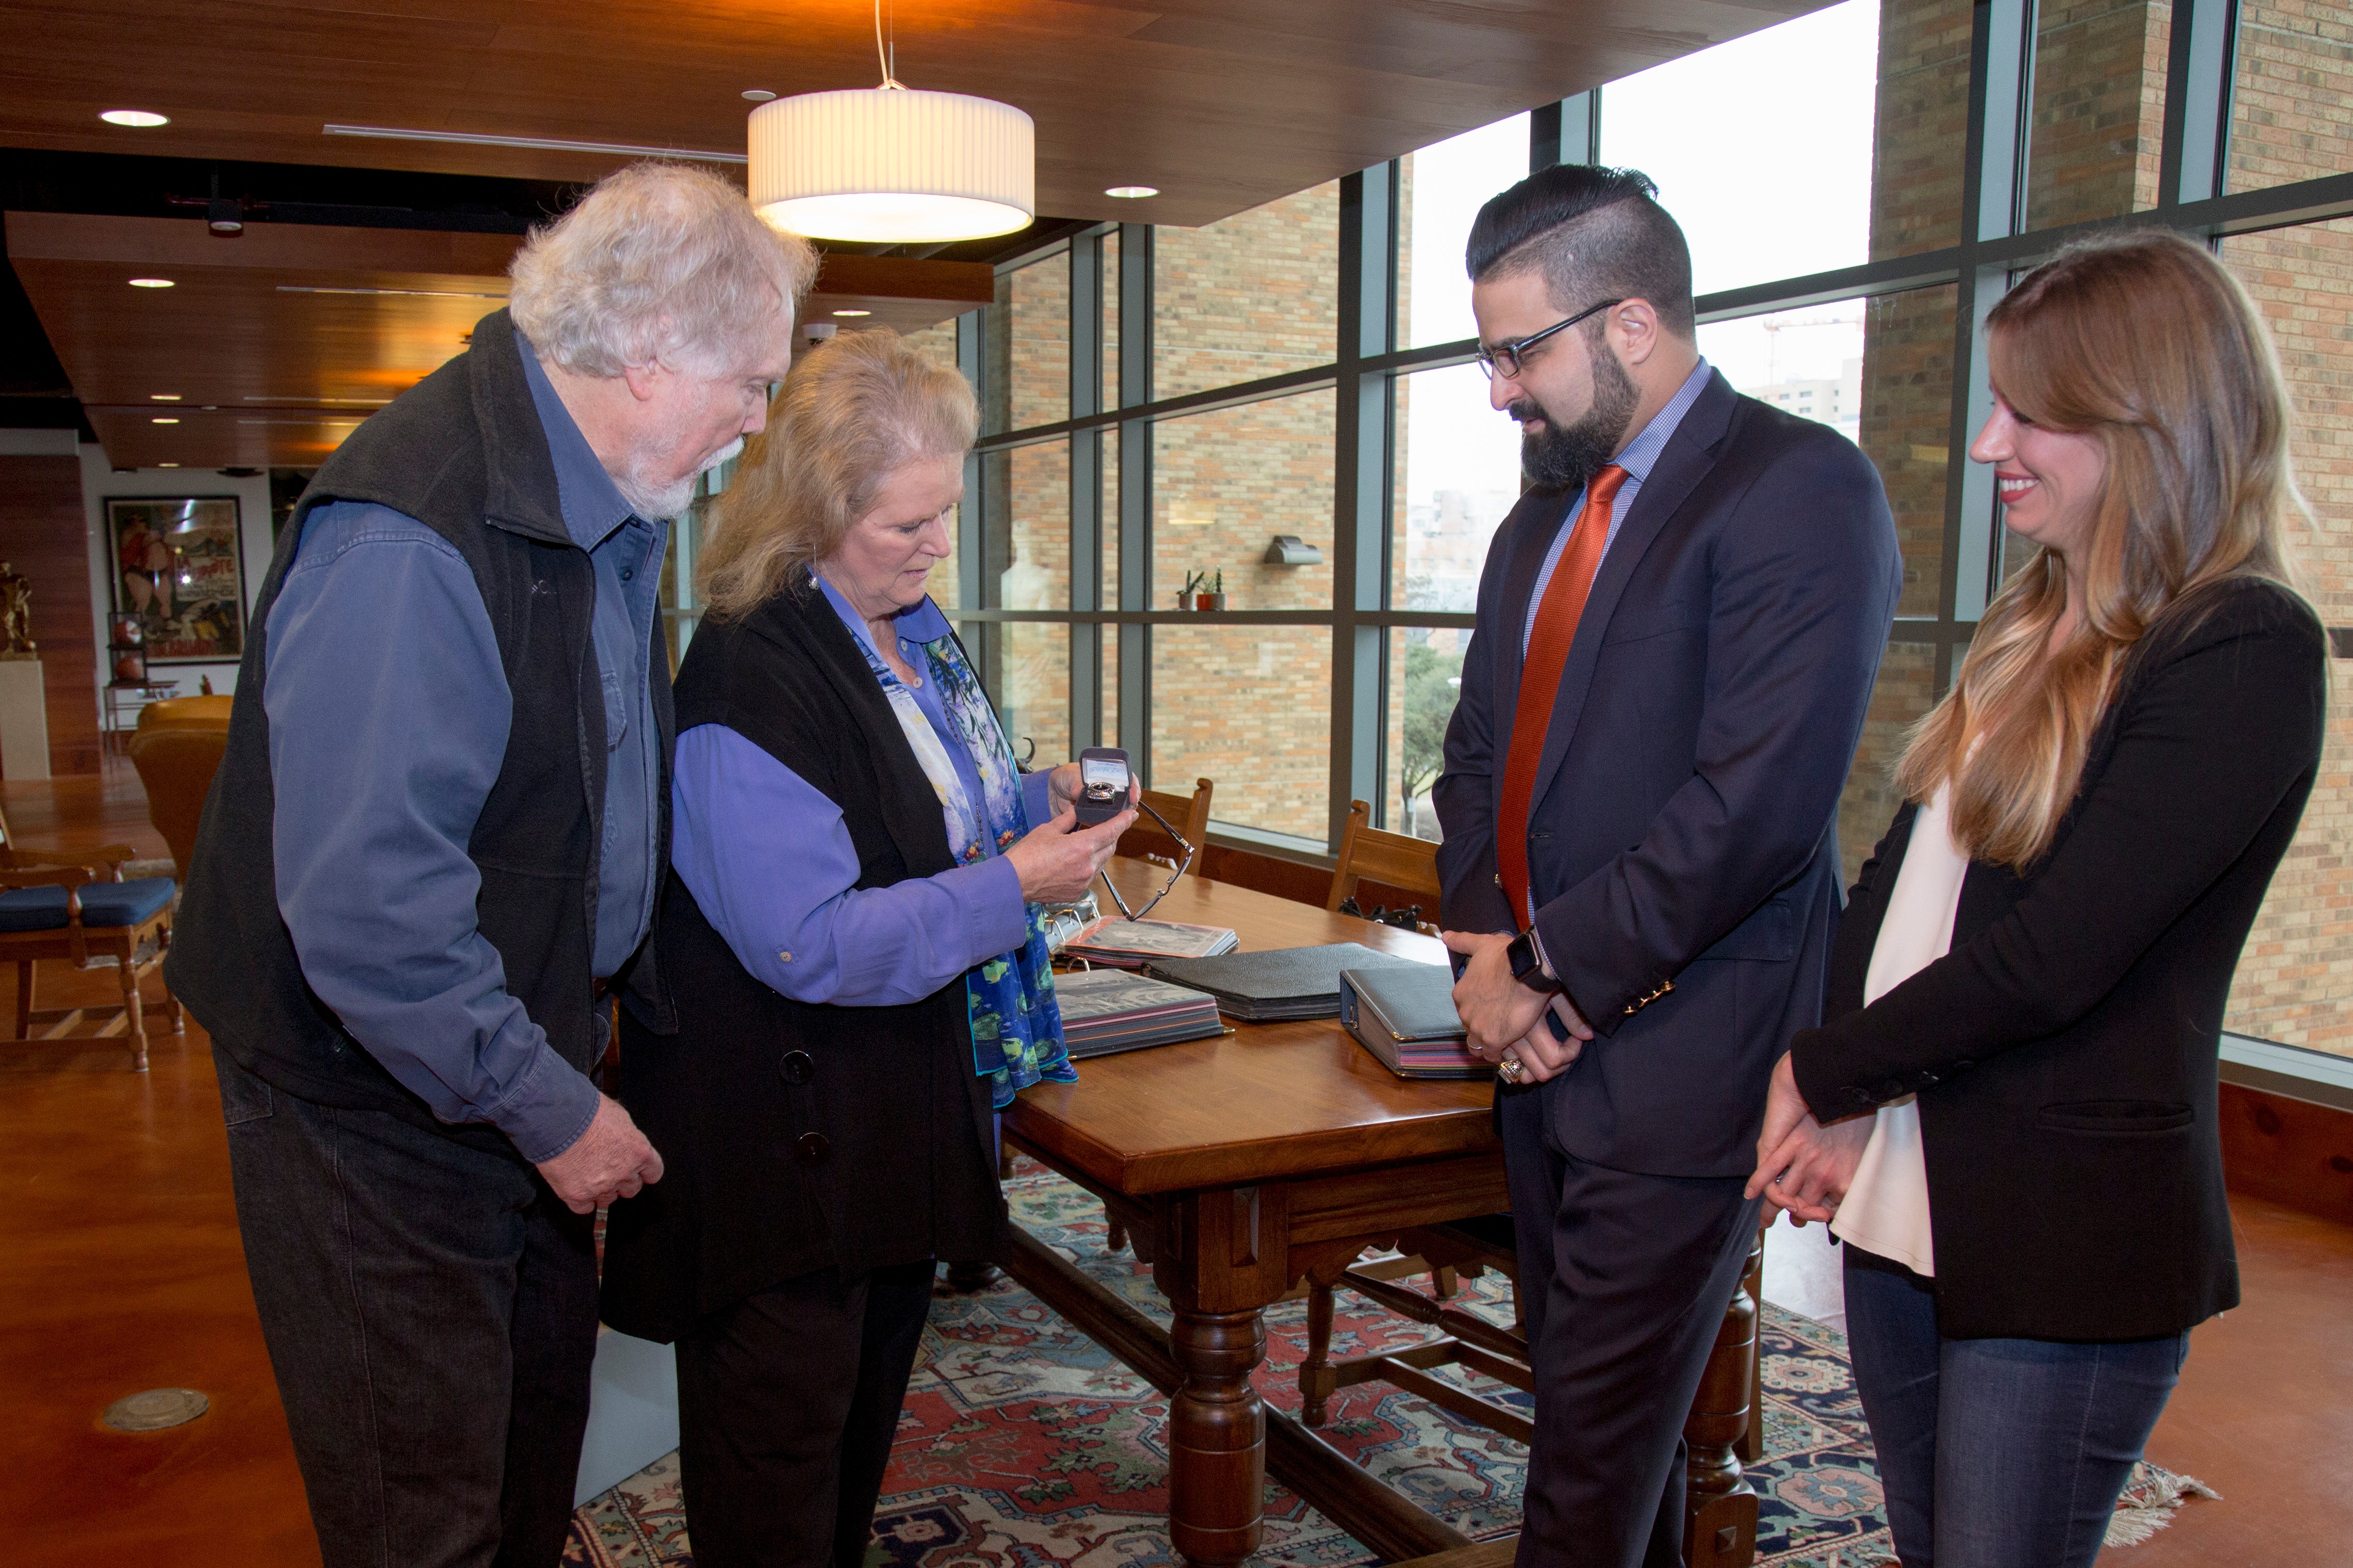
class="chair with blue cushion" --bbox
[0,813,178,1071]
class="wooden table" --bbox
[1003,859,1762,1568]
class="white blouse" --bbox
[1829,784,1969,1276]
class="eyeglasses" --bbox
[1474,297,1625,381]
[1098,794,1196,923]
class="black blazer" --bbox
[1792,578,2328,1341]
[600,577,1005,1344]
[1434,370,1902,1178]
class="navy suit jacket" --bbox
[1433,369,1901,1179]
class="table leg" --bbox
[1683,1224,1765,1568]
[1168,1303,1267,1567]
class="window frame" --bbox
[946,0,2352,858]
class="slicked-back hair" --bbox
[1465,165,1696,338]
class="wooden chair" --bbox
[0,806,177,1071]
[128,702,231,882]
[1122,776,1214,878]
[1328,798,1442,929]
[1300,1216,1771,1567]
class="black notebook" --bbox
[1141,942,1443,1021]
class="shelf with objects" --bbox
[103,613,178,755]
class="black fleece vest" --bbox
[599,573,1003,1342]
[166,310,675,1142]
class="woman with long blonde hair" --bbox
[1748,230,2327,1567]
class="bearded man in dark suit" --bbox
[1434,165,1901,1567]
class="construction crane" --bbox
[1758,311,1861,384]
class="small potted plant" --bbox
[1181,569,1227,611]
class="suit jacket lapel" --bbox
[1524,369,1740,817]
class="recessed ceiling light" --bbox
[832,308,871,318]
[128,277,175,289]
[151,417,180,424]
[101,109,169,128]
[1105,185,1158,199]
[150,393,182,402]
[157,462,181,468]
[742,89,776,102]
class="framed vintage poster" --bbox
[105,496,247,664]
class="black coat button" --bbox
[795,1132,830,1167]
[779,1050,814,1085]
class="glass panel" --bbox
[1153,388,1336,611]
[1101,227,1122,410]
[1703,286,1958,619]
[900,316,961,372]
[1394,361,1523,612]
[1154,181,1340,399]
[2228,0,2353,195]
[895,316,970,610]
[2221,219,2353,1055]
[1100,432,1121,610]
[1102,624,1120,749]
[1869,0,1977,260]
[1838,641,1938,888]
[2023,0,2171,228]
[1399,113,1531,350]
[999,622,1069,767]
[987,254,1069,435]
[1599,0,1885,294]
[1000,442,1070,611]
[1151,624,1330,839]
[1385,624,1468,841]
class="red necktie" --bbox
[1498,465,1628,923]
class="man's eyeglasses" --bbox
[1474,297,1625,382]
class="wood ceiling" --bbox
[8,213,993,466]
[1,0,1827,468]
[2,1,1823,228]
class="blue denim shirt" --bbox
[263,344,666,1162]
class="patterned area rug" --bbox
[568,1159,2199,1566]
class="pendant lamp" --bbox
[748,3,1034,243]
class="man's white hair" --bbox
[509,163,818,377]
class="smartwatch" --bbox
[1504,929,1562,993]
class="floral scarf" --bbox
[843,611,1075,1109]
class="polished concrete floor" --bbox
[9,767,2349,1564]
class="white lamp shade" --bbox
[749,87,1034,243]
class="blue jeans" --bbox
[1843,1249,2188,1568]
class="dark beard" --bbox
[1514,343,1641,493]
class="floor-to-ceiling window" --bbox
[949,0,2352,1056]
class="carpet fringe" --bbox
[2104,1460,2221,1548]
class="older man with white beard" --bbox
[166,163,813,1568]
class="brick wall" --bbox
[1144,185,1342,837]
[2023,0,2171,228]
[2217,5,2352,1052]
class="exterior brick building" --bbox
[936,0,2348,1050]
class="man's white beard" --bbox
[613,437,744,522]
[614,471,696,522]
